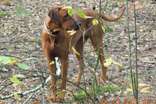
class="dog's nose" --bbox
[76,21,81,26]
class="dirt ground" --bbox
[0,0,156,104]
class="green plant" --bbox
[0,6,29,17]
[10,74,25,97]
[74,90,89,102]
[115,19,123,23]
[119,0,125,3]
[104,26,113,32]
[0,13,9,16]
[126,0,139,103]
[74,86,121,102]
[0,56,37,70]
[14,6,30,17]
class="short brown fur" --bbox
[42,6,125,101]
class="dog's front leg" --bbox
[48,62,57,101]
[57,57,69,100]
[45,50,57,101]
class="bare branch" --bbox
[0,76,51,100]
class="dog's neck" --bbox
[44,22,59,36]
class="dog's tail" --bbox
[101,6,126,22]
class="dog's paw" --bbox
[102,76,107,82]
[49,94,56,101]
[49,91,65,101]
[73,80,80,84]
[56,93,65,101]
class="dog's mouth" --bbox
[66,27,79,31]
[74,26,80,31]
[66,26,79,36]
[66,28,72,31]
[66,21,81,31]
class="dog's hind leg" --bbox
[90,27,107,82]
[73,37,86,84]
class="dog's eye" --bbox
[64,13,69,19]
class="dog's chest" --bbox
[52,37,70,57]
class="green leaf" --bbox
[9,57,15,61]
[50,61,55,65]
[104,86,121,92]
[0,56,8,60]
[37,39,42,45]
[8,57,16,65]
[79,90,84,93]
[10,77,21,85]
[77,11,86,19]
[16,63,29,70]
[70,89,75,92]
[14,74,25,78]
[0,56,11,64]
[0,13,9,16]
[14,93,21,97]
[68,8,75,16]
[104,57,112,67]
[1,67,8,72]
[104,26,113,32]
[74,90,86,100]
[115,19,122,23]
[92,19,99,26]
[57,90,66,94]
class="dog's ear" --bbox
[48,8,60,25]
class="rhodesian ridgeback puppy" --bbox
[42,6,125,101]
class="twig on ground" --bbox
[0,76,51,100]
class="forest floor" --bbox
[0,0,156,104]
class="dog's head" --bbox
[48,7,81,32]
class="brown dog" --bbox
[42,6,125,101]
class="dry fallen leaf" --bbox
[135,1,140,10]
[140,87,152,94]
[140,29,144,32]
[112,60,124,68]
[90,52,94,56]
[90,67,95,72]
[67,30,76,36]
[126,88,133,92]
[72,47,80,56]
[101,25,105,34]
[138,83,149,89]
[31,38,36,41]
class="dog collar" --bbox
[44,22,58,36]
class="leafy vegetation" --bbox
[0,13,9,16]
[104,26,113,32]
[14,6,30,17]
[74,86,121,102]
[0,56,37,70]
